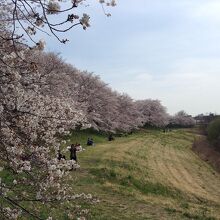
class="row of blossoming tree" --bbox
[37,51,196,132]
[0,0,195,219]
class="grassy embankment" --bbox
[62,128,220,220]
[1,128,220,219]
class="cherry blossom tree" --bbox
[73,72,119,132]
[169,111,196,128]
[30,52,115,131]
[115,94,142,132]
[0,35,94,218]
[34,52,142,133]
[0,0,116,48]
[135,99,169,128]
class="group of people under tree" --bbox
[58,134,115,163]
[57,143,82,163]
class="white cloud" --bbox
[112,58,220,115]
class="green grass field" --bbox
[62,129,220,220]
[1,129,220,219]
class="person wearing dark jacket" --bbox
[69,144,77,162]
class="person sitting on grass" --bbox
[57,150,66,160]
[108,134,114,141]
[87,138,94,146]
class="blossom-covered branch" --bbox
[0,0,117,47]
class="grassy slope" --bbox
[1,129,220,219]
[67,129,220,220]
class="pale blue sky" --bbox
[45,0,220,116]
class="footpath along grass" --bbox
[66,129,220,220]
